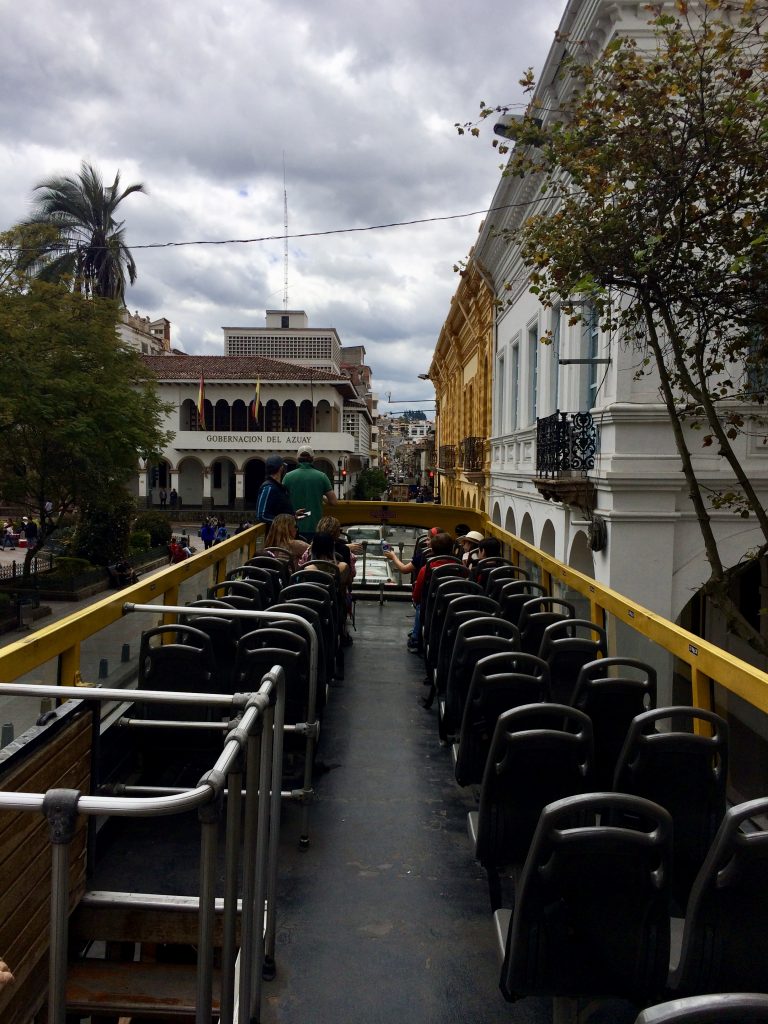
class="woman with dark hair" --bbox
[264,513,308,569]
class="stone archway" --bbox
[568,530,595,578]
[492,502,502,526]
[540,519,556,556]
[520,513,534,545]
[504,507,516,537]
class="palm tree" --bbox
[25,161,146,301]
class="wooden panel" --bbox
[70,893,241,947]
[66,961,221,1017]
[0,712,92,1024]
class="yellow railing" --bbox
[0,526,265,687]
[2,502,767,721]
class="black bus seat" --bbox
[537,618,608,704]
[422,578,483,661]
[498,792,672,1006]
[470,555,514,589]
[571,657,658,789]
[517,597,576,656]
[454,652,551,787]
[287,575,343,639]
[470,704,593,910]
[179,600,244,693]
[208,580,265,611]
[421,559,468,642]
[138,625,216,710]
[439,621,520,742]
[281,583,341,676]
[613,707,728,912]
[277,594,337,684]
[669,797,768,997]
[431,594,500,687]
[497,580,549,629]
[268,602,329,708]
[635,993,768,1022]
[485,564,531,603]
[246,553,292,589]
[227,564,280,605]
[136,625,220,780]
[235,628,311,726]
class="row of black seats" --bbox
[415,554,768,1016]
[135,552,347,757]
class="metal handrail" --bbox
[0,665,285,1024]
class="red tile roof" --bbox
[141,354,344,383]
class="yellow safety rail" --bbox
[1,502,767,719]
[0,526,265,687]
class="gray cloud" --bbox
[0,0,565,412]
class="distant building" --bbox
[136,309,376,510]
[119,310,173,355]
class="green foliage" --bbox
[473,0,768,652]
[0,281,172,574]
[50,556,94,577]
[129,531,151,552]
[21,161,146,301]
[353,467,388,500]
[71,488,137,566]
[133,510,172,547]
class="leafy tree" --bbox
[465,0,768,653]
[0,281,172,574]
[70,487,137,566]
[133,510,172,548]
[353,467,388,501]
[21,161,146,301]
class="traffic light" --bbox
[429,470,434,480]
[342,468,347,479]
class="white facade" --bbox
[474,0,768,672]
[223,310,342,372]
[136,355,360,512]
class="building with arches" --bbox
[136,353,368,513]
[430,0,768,668]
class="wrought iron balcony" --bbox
[459,436,485,474]
[438,445,456,471]
[534,411,598,505]
[536,412,597,477]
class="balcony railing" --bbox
[536,411,597,478]
[438,445,456,471]
[459,436,485,473]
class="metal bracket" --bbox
[42,788,81,845]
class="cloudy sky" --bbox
[0,0,564,413]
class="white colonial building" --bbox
[455,0,768,671]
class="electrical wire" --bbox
[2,188,585,257]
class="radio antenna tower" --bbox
[282,153,289,310]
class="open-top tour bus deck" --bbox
[2,500,768,1024]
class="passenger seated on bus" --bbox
[315,515,356,580]
[407,531,455,652]
[264,513,309,570]
[460,530,484,567]
[478,537,502,558]
[299,531,350,587]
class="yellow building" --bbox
[429,249,494,512]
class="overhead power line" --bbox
[2,189,583,257]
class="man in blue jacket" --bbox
[256,454,303,525]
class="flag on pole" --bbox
[197,374,206,430]
[250,380,261,424]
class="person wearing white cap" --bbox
[460,529,484,567]
[21,516,38,549]
[283,446,337,536]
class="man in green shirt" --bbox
[283,446,337,536]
